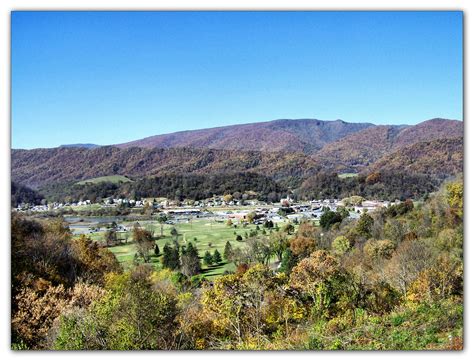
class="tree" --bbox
[336,206,350,220]
[154,244,160,256]
[279,248,298,274]
[203,251,213,266]
[224,241,233,260]
[133,226,154,263]
[289,250,348,318]
[104,229,118,247]
[236,235,243,241]
[246,212,256,224]
[319,210,342,230]
[356,212,374,239]
[200,264,291,344]
[407,253,463,303]
[170,227,179,242]
[162,243,180,270]
[385,239,434,296]
[263,220,274,229]
[290,222,321,258]
[332,236,351,256]
[54,268,178,350]
[223,194,233,204]
[181,243,201,277]
[226,219,233,227]
[446,181,463,219]
[290,236,315,259]
[212,249,222,265]
[363,239,395,260]
[282,223,295,234]
[270,231,289,262]
[246,237,272,265]
[157,213,168,237]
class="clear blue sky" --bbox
[12,11,463,149]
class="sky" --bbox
[11,11,463,149]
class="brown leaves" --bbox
[289,250,339,297]
[12,282,105,349]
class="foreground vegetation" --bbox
[11,180,463,350]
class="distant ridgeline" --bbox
[11,118,463,204]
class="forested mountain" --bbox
[368,137,463,177]
[11,146,320,189]
[314,125,407,172]
[313,118,463,172]
[393,118,463,148]
[116,118,374,153]
[11,118,463,203]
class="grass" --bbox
[76,175,132,185]
[338,173,358,179]
[105,218,284,278]
[109,243,161,271]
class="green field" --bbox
[338,172,358,179]
[106,219,278,278]
[76,175,132,185]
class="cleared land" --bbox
[337,173,358,179]
[99,219,285,279]
[76,175,132,185]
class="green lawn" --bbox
[338,173,358,179]
[76,175,132,185]
[106,218,282,278]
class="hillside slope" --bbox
[367,137,463,177]
[314,119,463,172]
[11,146,320,188]
[116,118,374,153]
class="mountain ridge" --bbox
[115,118,375,153]
[11,117,463,190]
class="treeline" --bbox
[11,180,463,350]
[39,172,287,203]
[39,181,122,204]
[22,170,456,207]
[120,173,286,201]
[297,171,441,201]
[11,182,44,207]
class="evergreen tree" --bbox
[279,248,298,274]
[203,250,213,266]
[181,242,201,277]
[264,219,274,229]
[154,244,160,256]
[212,249,222,265]
[224,240,233,260]
[162,243,180,270]
[170,227,179,243]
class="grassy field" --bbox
[106,219,280,278]
[338,173,358,179]
[76,175,132,185]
